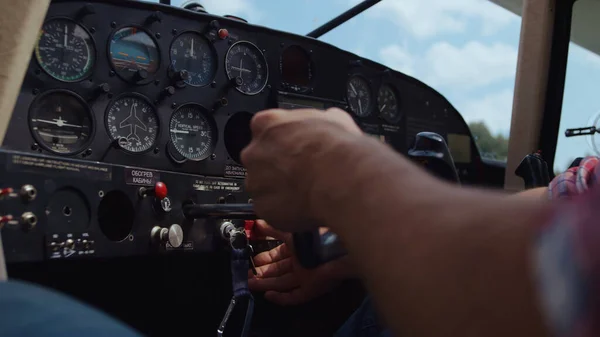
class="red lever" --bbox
[154,182,168,200]
[138,181,168,200]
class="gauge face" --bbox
[280,45,312,87]
[225,41,268,95]
[378,85,401,123]
[106,95,158,153]
[170,32,217,87]
[169,104,216,161]
[35,19,95,82]
[29,91,93,154]
[346,76,372,117]
[109,27,160,82]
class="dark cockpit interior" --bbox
[0,0,566,336]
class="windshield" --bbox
[553,1,600,173]
[155,0,521,161]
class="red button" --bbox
[218,28,229,39]
[154,182,168,200]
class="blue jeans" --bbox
[334,297,393,337]
[0,280,142,337]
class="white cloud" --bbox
[459,89,514,135]
[173,0,262,23]
[379,44,415,76]
[423,41,518,89]
[363,0,516,38]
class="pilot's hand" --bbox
[249,220,353,306]
[241,108,363,232]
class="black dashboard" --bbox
[3,0,484,183]
[0,2,506,336]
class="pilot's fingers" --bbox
[254,257,293,279]
[264,289,308,306]
[252,220,289,241]
[248,272,298,293]
[252,243,291,266]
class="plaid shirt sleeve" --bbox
[535,156,600,336]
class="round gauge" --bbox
[378,85,401,123]
[169,104,216,161]
[280,45,312,87]
[29,90,94,155]
[225,41,269,95]
[35,18,95,82]
[346,76,372,117]
[105,94,159,153]
[109,27,160,83]
[170,32,217,87]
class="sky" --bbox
[152,0,600,172]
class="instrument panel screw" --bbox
[31,143,38,151]
[211,81,217,88]
[171,29,177,35]
[155,32,161,39]
[154,79,160,85]
[90,27,96,33]
[267,84,272,90]
[211,153,216,160]
[280,42,285,48]
[85,149,93,156]
[98,190,104,198]
[154,147,159,154]
[109,70,115,77]
[110,21,117,28]
[171,102,177,108]
[32,88,39,95]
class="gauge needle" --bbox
[64,24,68,47]
[32,118,83,128]
[231,66,251,73]
[170,129,189,134]
[358,100,363,114]
[380,104,387,111]
[190,38,194,58]
[350,83,357,95]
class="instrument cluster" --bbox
[5,0,478,181]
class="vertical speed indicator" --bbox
[169,104,216,161]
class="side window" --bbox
[554,3,600,173]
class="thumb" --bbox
[253,220,289,240]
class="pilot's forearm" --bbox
[311,137,550,337]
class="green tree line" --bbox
[468,122,508,161]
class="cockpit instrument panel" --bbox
[5,0,481,184]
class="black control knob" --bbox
[146,11,163,24]
[408,132,460,184]
[134,69,148,82]
[151,224,183,248]
[78,4,96,17]
[156,86,175,104]
[209,20,220,30]
[91,83,110,101]
[173,70,189,83]
[231,76,243,88]
[162,86,175,97]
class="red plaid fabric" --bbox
[548,156,600,200]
